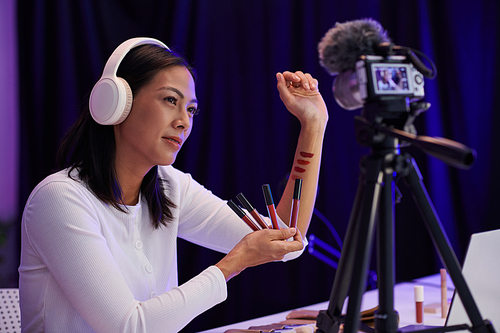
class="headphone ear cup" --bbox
[90,38,169,125]
[114,77,133,125]
[89,77,133,125]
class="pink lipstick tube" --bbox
[441,268,448,318]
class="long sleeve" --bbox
[19,167,306,332]
[19,170,227,333]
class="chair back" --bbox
[0,288,21,333]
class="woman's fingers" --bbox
[280,71,318,91]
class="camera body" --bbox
[333,55,425,110]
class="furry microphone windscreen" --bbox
[318,18,392,75]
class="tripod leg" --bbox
[317,157,384,333]
[404,156,490,332]
[376,170,399,333]
[343,157,385,333]
[318,171,367,333]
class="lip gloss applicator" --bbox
[262,184,280,229]
[236,193,269,229]
[227,200,260,231]
[441,268,448,318]
[290,178,302,228]
[415,285,424,324]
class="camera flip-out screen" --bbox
[371,64,412,95]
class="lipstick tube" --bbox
[262,184,280,229]
[290,178,302,228]
[236,193,268,229]
[441,268,448,318]
[415,285,424,324]
[227,200,259,231]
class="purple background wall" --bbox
[2,1,500,331]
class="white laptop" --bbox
[446,228,500,331]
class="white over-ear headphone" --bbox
[89,37,170,125]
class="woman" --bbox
[19,38,328,332]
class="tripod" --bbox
[316,99,495,333]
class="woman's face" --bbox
[114,65,198,174]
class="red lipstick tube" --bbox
[415,285,424,324]
[290,178,302,228]
[227,200,259,231]
[236,193,268,229]
[262,184,280,229]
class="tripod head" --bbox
[354,98,476,170]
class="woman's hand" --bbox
[276,71,329,125]
[215,228,303,281]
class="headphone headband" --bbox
[89,37,170,125]
[100,37,170,79]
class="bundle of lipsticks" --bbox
[227,179,303,231]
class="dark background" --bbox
[5,0,500,331]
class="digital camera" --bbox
[333,55,425,110]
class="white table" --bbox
[199,273,455,333]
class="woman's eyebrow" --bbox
[158,86,184,99]
[158,86,198,104]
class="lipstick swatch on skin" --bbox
[294,166,306,173]
[293,151,314,173]
[300,152,314,158]
[293,152,314,177]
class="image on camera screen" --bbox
[372,64,411,94]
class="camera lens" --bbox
[333,70,364,110]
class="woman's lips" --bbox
[162,136,182,149]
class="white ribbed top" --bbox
[19,166,303,332]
